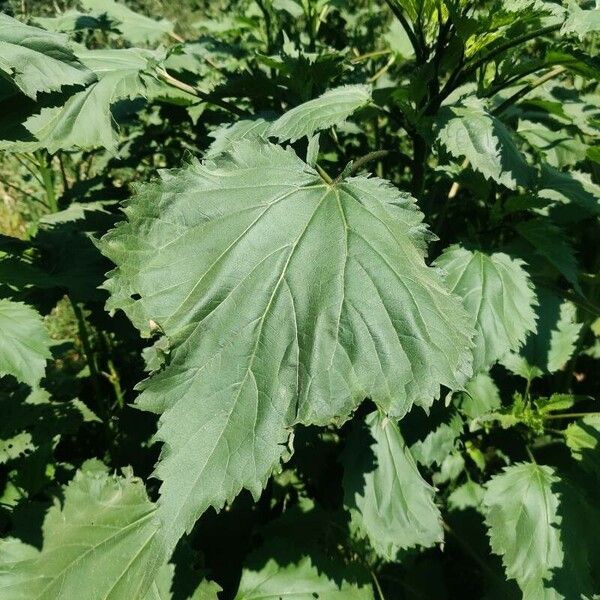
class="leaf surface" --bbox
[437,97,532,189]
[342,411,443,560]
[101,139,473,550]
[81,0,173,44]
[0,14,94,99]
[234,555,373,600]
[0,300,52,388]
[23,48,159,152]
[0,462,165,600]
[483,463,562,598]
[435,246,537,372]
[267,85,371,142]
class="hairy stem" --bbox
[35,151,57,213]
[157,68,246,117]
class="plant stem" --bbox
[492,66,566,115]
[316,163,333,184]
[545,412,600,420]
[35,151,57,212]
[156,68,246,117]
[384,0,422,61]
[350,49,392,63]
[0,175,47,205]
[106,358,125,409]
[461,23,562,81]
[70,299,102,400]
[347,150,390,176]
[370,570,386,600]
[410,133,427,198]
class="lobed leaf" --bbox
[100,139,473,551]
[436,97,532,189]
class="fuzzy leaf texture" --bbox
[435,246,537,372]
[23,48,161,152]
[436,97,532,189]
[100,139,474,551]
[0,300,52,389]
[0,14,94,99]
[342,411,443,560]
[80,0,174,44]
[483,463,563,599]
[0,461,165,600]
[267,85,372,142]
[234,555,373,600]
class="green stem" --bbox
[106,358,125,409]
[410,133,427,198]
[316,163,333,184]
[370,570,386,600]
[156,68,246,117]
[0,175,47,206]
[545,412,600,420]
[347,150,390,176]
[384,0,422,61]
[35,151,57,213]
[462,23,561,80]
[492,66,566,115]
[70,299,101,399]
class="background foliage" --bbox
[0,0,599,598]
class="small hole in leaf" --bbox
[131,293,141,301]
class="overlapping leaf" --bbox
[267,85,372,142]
[0,14,94,99]
[436,97,532,189]
[101,139,473,550]
[0,461,165,600]
[23,48,162,152]
[81,0,174,45]
[435,246,537,372]
[0,300,51,389]
[342,411,443,560]
[483,463,563,598]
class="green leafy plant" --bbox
[0,0,599,598]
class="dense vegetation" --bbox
[0,0,599,598]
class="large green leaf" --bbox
[0,14,94,99]
[342,411,443,560]
[81,0,174,45]
[101,139,474,550]
[0,300,52,389]
[436,97,532,189]
[234,555,373,600]
[0,461,165,600]
[483,463,562,598]
[22,48,160,152]
[267,85,372,142]
[435,246,537,372]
